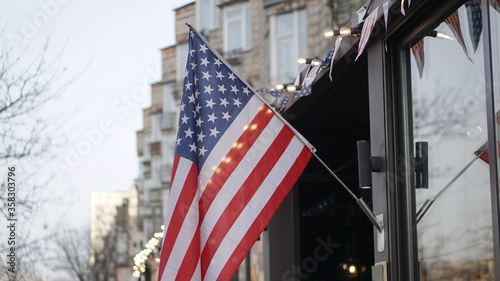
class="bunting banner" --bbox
[444,11,470,59]
[411,40,425,78]
[157,25,313,281]
[356,5,381,61]
[465,0,482,52]
[256,88,284,98]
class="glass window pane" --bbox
[177,43,188,81]
[298,9,308,57]
[245,5,252,49]
[408,4,495,280]
[227,17,243,51]
[276,12,293,35]
[227,8,242,20]
[277,37,295,82]
[199,0,210,30]
[213,0,220,29]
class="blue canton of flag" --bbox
[319,48,335,69]
[466,0,482,52]
[176,31,254,169]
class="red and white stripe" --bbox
[304,65,319,87]
[356,5,381,61]
[444,11,469,58]
[159,95,312,281]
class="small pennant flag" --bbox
[297,85,312,98]
[465,0,482,52]
[383,0,390,32]
[304,64,320,87]
[401,0,412,15]
[444,11,470,59]
[356,5,381,61]
[329,36,343,81]
[492,0,500,13]
[411,40,425,78]
[319,48,335,69]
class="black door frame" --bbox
[367,0,500,280]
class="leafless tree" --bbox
[0,28,73,220]
[49,226,91,281]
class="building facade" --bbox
[90,189,137,281]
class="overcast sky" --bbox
[0,0,193,229]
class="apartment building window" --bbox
[177,43,188,81]
[223,3,252,52]
[270,9,308,85]
[198,0,220,32]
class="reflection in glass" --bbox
[409,4,495,280]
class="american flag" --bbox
[444,11,469,58]
[158,26,313,281]
[466,0,482,52]
[356,5,380,61]
[411,40,425,78]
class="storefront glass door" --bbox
[406,3,495,280]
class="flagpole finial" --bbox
[185,22,193,29]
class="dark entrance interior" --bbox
[285,59,373,281]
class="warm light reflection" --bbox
[340,27,351,36]
[324,29,334,39]
[349,265,356,274]
[436,32,453,40]
[297,58,307,64]
[287,85,297,92]
[250,124,257,130]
